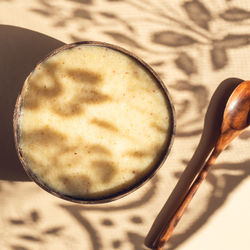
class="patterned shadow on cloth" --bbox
[166,159,250,250]
[7,209,66,250]
[59,176,159,250]
[1,0,250,249]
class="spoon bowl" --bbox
[223,80,250,131]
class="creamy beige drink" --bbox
[16,43,173,201]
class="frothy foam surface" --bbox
[18,44,172,200]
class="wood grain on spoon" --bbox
[155,81,250,250]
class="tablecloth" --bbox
[0,0,250,249]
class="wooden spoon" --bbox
[155,80,250,250]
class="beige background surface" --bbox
[0,0,250,250]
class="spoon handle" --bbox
[155,150,219,250]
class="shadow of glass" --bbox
[0,25,64,181]
[144,77,246,249]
